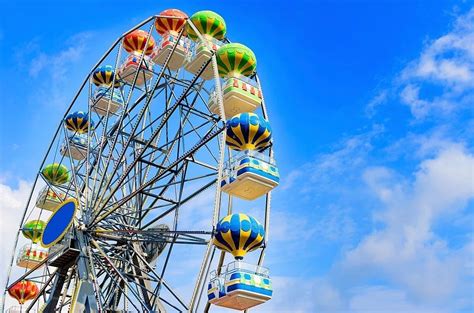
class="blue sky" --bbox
[1,0,473,312]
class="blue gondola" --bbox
[221,150,279,200]
[92,86,124,116]
[60,134,88,161]
[207,261,272,310]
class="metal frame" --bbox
[2,13,274,313]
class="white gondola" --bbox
[207,261,272,310]
[16,243,48,269]
[184,39,222,80]
[119,54,153,85]
[221,150,279,200]
[91,87,124,116]
[60,134,88,161]
[152,33,189,70]
[36,186,65,211]
[208,75,262,119]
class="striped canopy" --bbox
[216,43,257,78]
[91,65,120,87]
[8,280,39,305]
[213,213,265,260]
[22,220,46,243]
[225,113,272,152]
[123,29,155,55]
[155,9,188,36]
[186,10,226,41]
[42,163,70,185]
[64,111,93,134]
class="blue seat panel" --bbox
[226,283,273,297]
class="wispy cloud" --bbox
[274,130,474,311]
[398,9,474,119]
[271,9,474,311]
[282,123,384,195]
[368,8,474,120]
[17,32,93,109]
[341,144,474,306]
[28,32,91,79]
[401,9,474,87]
[365,89,388,117]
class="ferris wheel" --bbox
[2,8,279,313]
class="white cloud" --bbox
[267,129,474,311]
[283,124,384,196]
[18,32,92,109]
[384,128,466,161]
[348,286,448,313]
[399,84,434,119]
[367,9,474,119]
[402,9,474,86]
[398,9,474,119]
[260,9,474,313]
[0,177,32,291]
[250,276,343,313]
[28,32,91,79]
[365,90,388,117]
[342,144,474,308]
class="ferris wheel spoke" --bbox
[60,131,87,211]
[142,178,216,229]
[92,229,210,246]
[93,151,195,227]
[86,109,125,203]
[146,171,216,193]
[97,269,119,304]
[142,175,216,205]
[138,117,216,163]
[131,87,191,142]
[91,239,152,311]
[6,246,65,291]
[91,254,144,312]
[187,119,220,164]
[159,296,183,312]
[92,134,217,225]
[92,57,215,216]
[92,43,190,212]
[96,240,171,310]
[104,164,176,204]
[89,105,152,213]
[24,269,59,312]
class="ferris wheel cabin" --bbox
[221,150,279,200]
[35,187,65,211]
[60,134,88,161]
[209,76,262,119]
[91,86,124,116]
[119,29,155,86]
[152,9,188,71]
[118,54,154,86]
[185,39,222,80]
[152,34,189,70]
[16,244,48,269]
[207,261,272,310]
